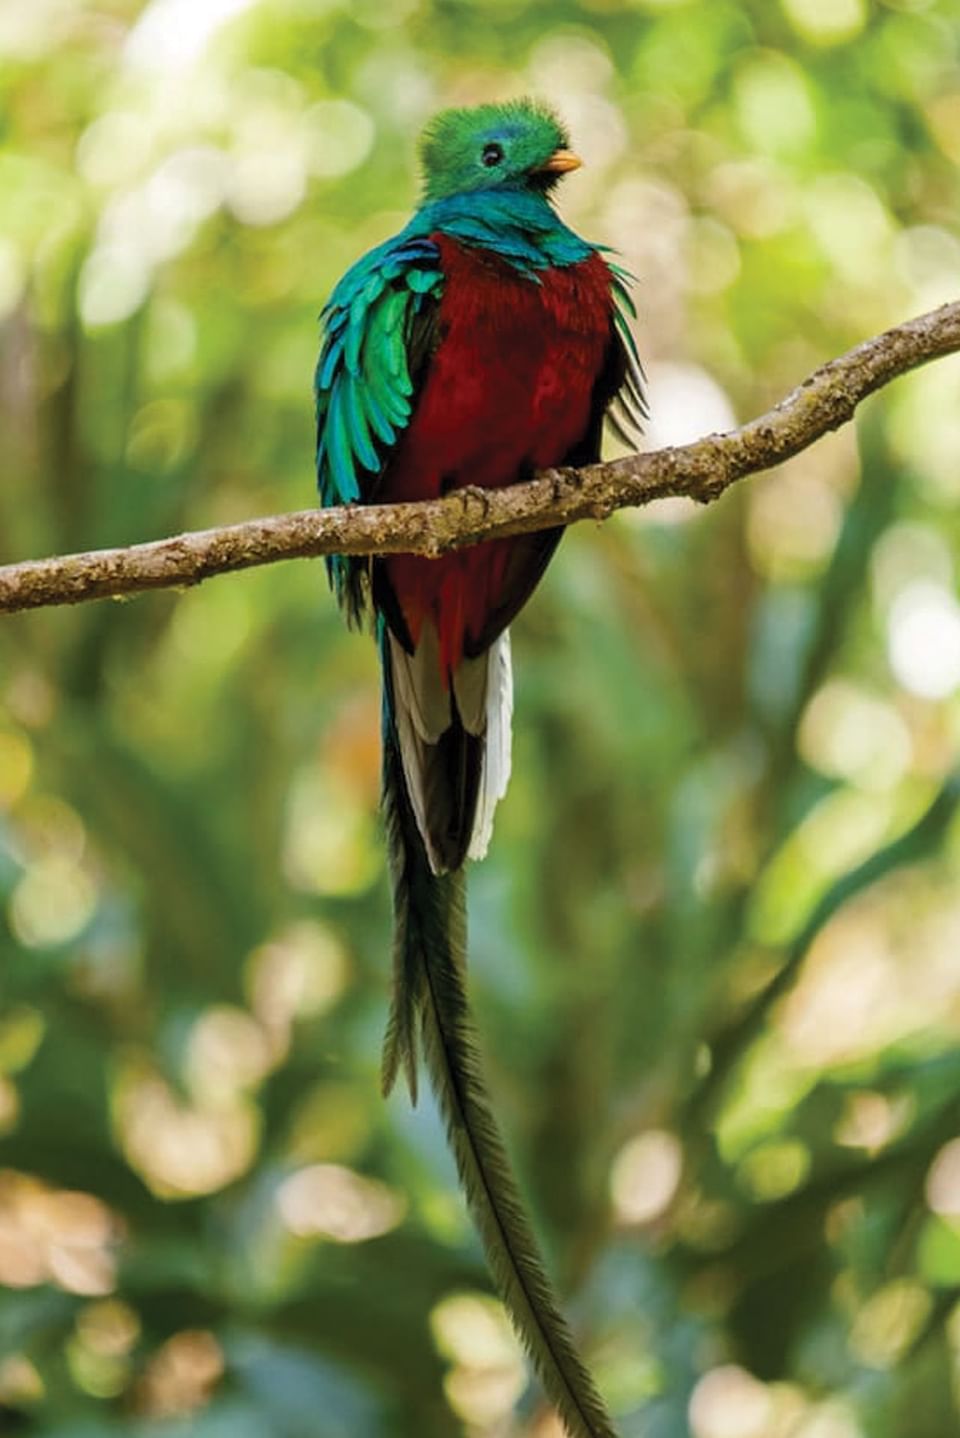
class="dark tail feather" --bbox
[379,626,464,1102]
[378,631,619,1438]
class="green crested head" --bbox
[418,98,580,204]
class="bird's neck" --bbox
[410,189,595,275]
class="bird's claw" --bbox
[457,485,491,519]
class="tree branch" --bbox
[2,301,959,616]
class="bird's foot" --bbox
[456,485,492,520]
[545,465,578,504]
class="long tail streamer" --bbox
[378,631,618,1438]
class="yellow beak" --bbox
[538,148,583,174]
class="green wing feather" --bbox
[315,235,443,620]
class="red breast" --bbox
[382,236,614,676]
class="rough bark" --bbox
[2,300,959,615]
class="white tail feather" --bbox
[389,624,448,743]
[388,624,513,871]
[468,630,513,862]
[389,626,451,872]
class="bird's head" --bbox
[418,98,581,204]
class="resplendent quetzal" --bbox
[315,99,643,1438]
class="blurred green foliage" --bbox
[2,0,960,1433]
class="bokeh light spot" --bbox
[78,245,151,328]
[114,1061,260,1198]
[0,1172,121,1296]
[642,361,736,450]
[0,1355,43,1408]
[76,112,154,189]
[888,581,960,699]
[610,1129,683,1225]
[803,173,891,284]
[737,1138,810,1202]
[430,1292,526,1427]
[187,1004,274,1102]
[136,1330,223,1418]
[926,1138,960,1218]
[782,0,867,45]
[304,100,376,179]
[871,521,954,615]
[689,1365,772,1438]
[124,0,256,73]
[849,1279,932,1368]
[276,1163,405,1243]
[834,1091,906,1154]
[248,919,351,1057]
[9,855,97,948]
[734,53,816,157]
[798,679,912,791]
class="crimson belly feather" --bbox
[381,235,613,677]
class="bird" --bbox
[315,98,643,1438]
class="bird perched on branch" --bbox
[315,98,643,1438]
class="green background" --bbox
[2,0,960,1433]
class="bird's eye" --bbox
[481,143,504,168]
